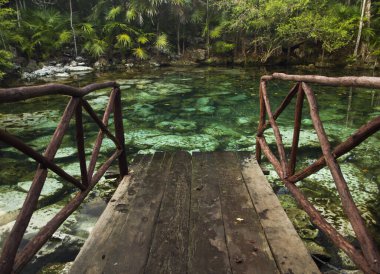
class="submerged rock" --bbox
[0,110,60,136]
[278,194,319,240]
[156,120,197,133]
[17,178,64,197]
[299,163,378,236]
[125,129,219,151]
[264,126,321,148]
[203,123,241,138]
[226,136,255,151]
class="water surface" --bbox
[0,66,379,272]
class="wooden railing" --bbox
[0,82,128,273]
[256,73,380,274]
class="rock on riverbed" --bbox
[22,60,93,81]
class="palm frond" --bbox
[106,6,122,21]
[155,33,169,51]
[132,47,148,59]
[137,35,149,44]
[116,33,132,48]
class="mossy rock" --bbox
[156,120,197,133]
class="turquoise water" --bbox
[0,66,379,271]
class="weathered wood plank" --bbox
[188,152,232,274]
[213,152,279,274]
[237,152,320,274]
[144,151,192,274]
[101,152,173,273]
[69,154,154,274]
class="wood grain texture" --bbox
[213,152,279,274]
[188,152,232,274]
[144,151,191,274]
[70,153,172,274]
[70,152,320,274]
[237,152,320,274]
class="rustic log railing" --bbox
[257,73,380,274]
[0,82,128,274]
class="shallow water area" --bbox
[1,66,379,272]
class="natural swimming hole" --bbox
[0,66,379,272]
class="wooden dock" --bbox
[70,151,320,274]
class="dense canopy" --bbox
[0,0,379,78]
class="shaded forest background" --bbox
[0,0,379,79]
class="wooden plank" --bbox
[102,152,173,274]
[237,152,320,274]
[144,151,192,273]
[213,152,279,274]
[69,154,155,274]
[188,152,232,274]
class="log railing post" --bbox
[256,81,266,164]
[288,83,304,175]
[75,101,88,188]
[0,81,129,273]
[258,74,380,273]
[113,87,128,176]
[261,81,288,178]
[0,97,79,274]
[302,82,380,272]
[87,89,117,180]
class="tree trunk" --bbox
[206,0,210,59]
[16,0,21,28]
[360,0,371,60]
[354,0,367,58]
[182,25,185,55]
[70,0,78,57]
[177,20,181,56]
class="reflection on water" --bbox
[0,67,379,272]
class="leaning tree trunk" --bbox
[360,0,371,60]
[206,0,210,59]
[354,0,367,58]
[70,0,78,57]
[16,0,21,27]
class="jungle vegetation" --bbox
[0,0,379,78]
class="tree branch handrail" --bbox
[0,82,127,273]
[262,73,380,89]
[0,82,118,103]
[257,73,380,274]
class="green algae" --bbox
[0,67,379,271]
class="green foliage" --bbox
[214,41,234,53]
[84,39,107,58]
[0,0,376,66]
[116,34,132,48]
[155,33,169,52]
[133,47,148,59]
[0,49,13,79]
[106,6,122,21]
[137,35,149,45]
[210,25,223,39]
[20,8,70,59]
[0,0,17,50]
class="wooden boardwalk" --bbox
[70,151,320,274]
